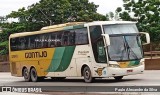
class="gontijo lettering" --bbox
[25,51,47,58]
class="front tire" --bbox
[23,68,31,82]
[83,66,93,83]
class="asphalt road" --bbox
[0,70,160,94]
[0,70,160,86]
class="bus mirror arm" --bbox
[101,34,110,46]
[140,32,150,45]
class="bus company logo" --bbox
[95,68,103,76]
[25,51,47,58]
[95,67,106,76]
[1,87,42,93]
[2,87,12,92]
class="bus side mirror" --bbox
[101,34,110,46]
[140,32,150,45]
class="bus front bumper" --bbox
[107,65,144,77]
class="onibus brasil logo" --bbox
[1,86,42,93]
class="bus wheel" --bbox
[83,66,93,83]
[30,68,39,82]
[23,68,31,82]
[114,76,123,81]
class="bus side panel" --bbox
[46,46,76,77]
[10,62,18,76]
[9,48,55,77]
[65,58,77,77]
[73,45,92,77]
[11,61,47,77]
[46,45,92,77]
[46,46,75,73]
[20,61,39,76]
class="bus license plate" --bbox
[127,70,133,73]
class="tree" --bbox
[7,0,107,27]
[0,16,7,23]
[116,0,160,42]
[0,0,108,55]
[106,11,120,21]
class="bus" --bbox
[9,21,150,83]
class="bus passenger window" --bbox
[27,37,31,49]
[10,38,18,51]
[19,37,26,50]
[35,35,43,48]
[48,34,51,47]
[69,30,75,45]
[75,28,88,45]
[31,36,36,49]
[62,31,70,46]
[50,33,56,47]
[56,33,62,47]
[28,36,36,49]
[35,37,39,48]
[43,34,49,48]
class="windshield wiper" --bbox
[124,36,138,60]
[119,38,126,61]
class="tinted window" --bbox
[10,38,19,51]
[10,28,89,51]
[68,30,75,45]
[90,26,107,63]
[19,37,26,50]
[75,28,88,45]
[56,32,62,47]
[49,33,56,47]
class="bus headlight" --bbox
[140,59,145,65]
[109,64,120,68]
[140,61,144,65]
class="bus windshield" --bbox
[103,24,143,61]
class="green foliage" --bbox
[0,16,7,23]
[0,41,8,55]
[0,0,108,55]
[7,0,107,25]
[116,0,160,42]
[105,11,120,21]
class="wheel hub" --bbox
[85,70,90,79]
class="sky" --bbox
[0,0,123,16]
[89,0,123,15]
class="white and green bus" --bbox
[9,21,150,82]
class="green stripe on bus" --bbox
[128,60,140,67]
[56,46,75,71]
[63,26,73,30]
[63,24,84,30]
[47,46,75,72]
[47,47,65,72]
[73,25,84,29]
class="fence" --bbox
[145,58,160,70]
[0,55,10,72]
[143,42,160,52]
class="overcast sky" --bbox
[0,0,123,16]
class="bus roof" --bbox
[84,21,136,26]
[9,21,136,38]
